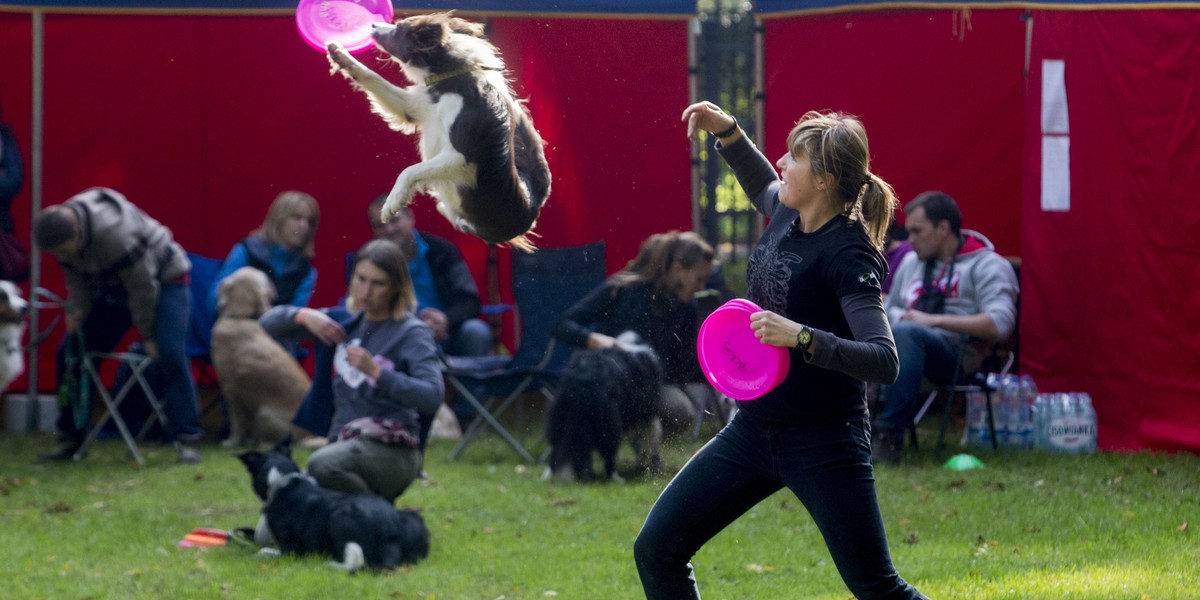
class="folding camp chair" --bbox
[185,253,227,431]
[444,241,606,462]
[73,348,170,465]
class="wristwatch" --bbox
[795,325,813,350]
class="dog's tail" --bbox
[331,542,366,572]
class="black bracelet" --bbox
[714,116,739,139]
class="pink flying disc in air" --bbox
[295,0,394,54]
[696,299,790,401]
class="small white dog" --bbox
[326,12,551,251]
[0,280,28,392]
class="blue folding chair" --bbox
[186,253,222,360]
[444,241,606,462]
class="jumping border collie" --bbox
[326,12,551,251]
[237,438,430,572]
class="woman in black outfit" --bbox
[633,102,928,600]
[555,230,715,468]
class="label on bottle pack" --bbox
[1046,417,1096,452]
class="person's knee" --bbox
[890,320,923,346]
[633,528,659,569]
[633,521,684,572]
[305,452,341,485]
[452,318,492,357]
[657,385,695,439]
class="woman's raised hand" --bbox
[681,101,737,140]
[297,308,347,346]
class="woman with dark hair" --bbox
[555,230,715,469]
[260,239,443,503]
[633,102,927,599]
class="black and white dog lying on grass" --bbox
[237,438,430,572]
[544,332,665,482]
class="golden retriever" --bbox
[211,267,312,448]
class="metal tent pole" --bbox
[26,10,45,432]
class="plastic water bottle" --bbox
[1077,392,1098,454]
[1032,393,1046,449]
[963,385,992,448]
[1000,374,1022,447]
[1034,393,1057,450]
[1013,374,1038,449]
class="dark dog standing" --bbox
[237,439,430,572]
[544,333,664,482]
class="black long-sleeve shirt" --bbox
[555,279,702,385]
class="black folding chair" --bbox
[444,241,606,462]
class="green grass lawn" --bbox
[1,420,1197,599]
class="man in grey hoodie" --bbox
[34,187,203,464]
[875,191,1019,463]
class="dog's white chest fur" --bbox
[0,323,25,391]
[0,280,27,392]
[414,92,476,218]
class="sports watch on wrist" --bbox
[795,325,813,350]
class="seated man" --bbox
[874,191,1018,463]
[366,195,491,426]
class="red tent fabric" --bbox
[1021,10,1200,452]
[0,10,690,393]
[761,9,1024,257]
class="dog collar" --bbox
[425,67,478,86]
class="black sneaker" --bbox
[37,440,84,463]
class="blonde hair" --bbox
[344,239,417,320]
[253,191,320,258]
[613,230,714,298]
[786,111,897,250]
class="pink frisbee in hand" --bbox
[697,299,790,401]
[296,0,394,54]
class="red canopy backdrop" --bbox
[761,3,1200,452]
[0,5,691,394]
[1019,10,1200,452]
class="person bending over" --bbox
[555,230,715,469]
[35,187,204,464]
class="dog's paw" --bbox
[379,191,414,221]
[256,547,281,558]
[326,41,353,74]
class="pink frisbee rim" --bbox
[295,0,394,54]
[723,298,761,313]
[697,300,790,401]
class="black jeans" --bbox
[634,411,928,600]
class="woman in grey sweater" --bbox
[260,239,442,503]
